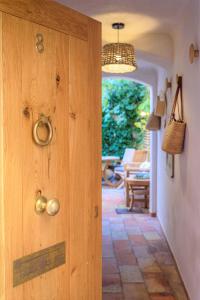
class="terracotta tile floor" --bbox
[102,188,189,300]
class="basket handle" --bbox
[170,76,183,121]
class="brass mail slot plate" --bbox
[13,242,66,287]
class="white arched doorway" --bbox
[102,73,158,215]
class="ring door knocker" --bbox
[33,115,53,146]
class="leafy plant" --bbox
[102,79,150,158]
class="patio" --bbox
[102,187,188,300]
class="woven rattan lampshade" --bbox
[102,23,137,74]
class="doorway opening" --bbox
[102,78,154,296]
[102,78,151,209]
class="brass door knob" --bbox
[35,196,60,216]
[35,195,47,214]
[46,198,60,216]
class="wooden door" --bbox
[0,2,101,300]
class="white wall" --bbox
[135,33,174,69]
[157,0,200,299]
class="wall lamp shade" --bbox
[102,43,137,73]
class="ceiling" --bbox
[57,0,190,76]
[58,0,189,39]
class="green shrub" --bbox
[102,79,150,158]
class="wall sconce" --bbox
[189,44,199,64]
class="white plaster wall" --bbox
[157,0,200,299]
[134,33,174,69]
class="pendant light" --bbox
[102,23,137,74]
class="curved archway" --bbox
[102,75,157,214]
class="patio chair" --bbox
[124,151,150,176]
[114,149,149,188]
[124,150,150,205]
[115,149,135,172]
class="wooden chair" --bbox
[124,150,149,175]
[115,149,149,189]
[125,177,150,209]
[114,148,135,187]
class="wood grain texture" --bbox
[3,13,24,299]
[87,18,102,300]
[69,19,102,300]
[0,6,101,300]
[69,35,90,300]
[0,12,5,300]
[2,14,69,299]
[0,0,88,40]
[21,17,69,300]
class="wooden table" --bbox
[102,156,120,187]
[125,177,150,209]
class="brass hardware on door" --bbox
[13,242,66,287]
[46,199,60,216]
[36,33,44,53]
[35,195,47,214]
[35,195,60,216]
[33,114,53,146]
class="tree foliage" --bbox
[102,79,150,158]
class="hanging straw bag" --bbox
[146,112,161,131]
[155,96,166,117]
[162,76,186,154]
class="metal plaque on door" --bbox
[13,242,66,287]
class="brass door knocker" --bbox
[33,115,53,146]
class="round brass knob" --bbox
[46,198,60,216]
[35,196,60,216]
[35,195,47,214]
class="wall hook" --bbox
[165,78,172,90]
[176,75,183,86]
[189,44,199,64]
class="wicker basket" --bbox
[146,112,161,131]
[155,96,166,117]
[162,120,186,154]
[162,76,186,154]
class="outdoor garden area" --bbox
[102,78,150,158]
[102,78,151,192]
